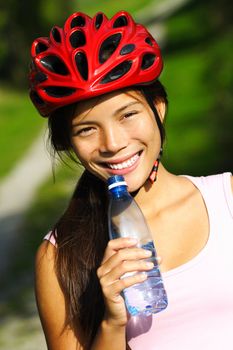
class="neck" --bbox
[134,163,177,214]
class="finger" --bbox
[100,259,154,285]
[108,237,138,252]
[101,237,138,264]
[102,272,148,301]
[98,247,152,277]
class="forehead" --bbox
[73,89,146,118]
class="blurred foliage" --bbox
[0,88,45,178]
[0,0,74,86]
[162,0,233,174]
[75,0,155,17]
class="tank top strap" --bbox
[222,172,233,218]
[44,231,57,246]
[183,172,233,219]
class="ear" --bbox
[154,99,166,123]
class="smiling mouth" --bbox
[106,153,140,170]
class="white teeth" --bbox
[107,153,139,170]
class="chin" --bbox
[124,174,147,193]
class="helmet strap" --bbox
[149,147,163,183]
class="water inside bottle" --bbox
[123,241,168,316]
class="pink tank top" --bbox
[44,173,233,349]
[127,172,233,349]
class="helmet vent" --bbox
[51,27,61,43]
[120,44,135,56]
[145,37,153,46]
[71,15,86,28]
[141,54,156,70]
[44,86,76,98]
[75,52,88,80]
[41,56,69,75]
[35,42,48,54]
[95,13,104,29]
[101,61,132,84]
[113,15,128,28]
[99,33,122,64]
[35,72,47,83]
[70,30,86,48]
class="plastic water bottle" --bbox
[107,175,168,317]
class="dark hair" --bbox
[48,80,168,349]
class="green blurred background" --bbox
[0,0,232,348]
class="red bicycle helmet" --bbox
[29,11,163,117]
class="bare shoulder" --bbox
[35,239,56,267]
[35,241,84,350]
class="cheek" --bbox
[128,117,154,138]
[150,127,161,146]
[71,139,92,163]
[138,116,160,144]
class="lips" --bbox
[105,153,140,170]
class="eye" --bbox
[73,126,95,137]
[123,111,138,119]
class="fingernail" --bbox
[138,272,147,280]
[146,262,154,268]
[144,250,152,257]
[128,238,138,244]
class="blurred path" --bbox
[136,0,191,49]
[0,130,50,349]
[0,314,47,350]
[136,0,191,23]
[0,129,51,275]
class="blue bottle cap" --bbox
[107,175,127,190]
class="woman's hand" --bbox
[97,237,154,328]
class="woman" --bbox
[29,10,233,350]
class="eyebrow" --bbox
[71,120,94,128]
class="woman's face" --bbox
[70,89,164,192]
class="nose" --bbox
[99,124,128,154]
